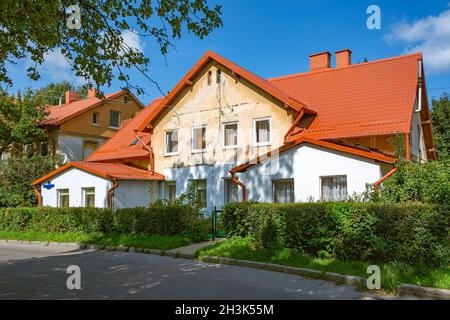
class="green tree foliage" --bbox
[34,82,89,105]
[431,93,450,159]
[0,0,222,94]
[0,155,62,207]
[0,90,47,155]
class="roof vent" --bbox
[309,51,331,71]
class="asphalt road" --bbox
[0,243,364,300]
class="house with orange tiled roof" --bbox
[36,88,144,163]
[32,50,435,210]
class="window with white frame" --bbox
[109,110,121,129]
[223,122,238,148]
[273,179,294,203]
[166,182,177,202]
[224,178,239,204]
[92,112,99,126]
[254,118,271,146]
[57,189,70,208]
[82,187,95,207]
[192,126,207,152]
[165,130,179,155]
[320,175,347,201]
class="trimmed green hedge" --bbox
[0,202,209,242]
[221,202,450,267]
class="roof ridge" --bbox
[268,52,422,82]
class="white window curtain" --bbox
[256,120,270,143]
[224,123,238,147]
[193,127,206,150]
[166,130,178,153]
[321,176,347,201]
[273,180,294,203]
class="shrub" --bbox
[0,202,208,242]
[221,202,449,267]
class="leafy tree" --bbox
[0,0,222,94]
[431,93,450,159]
[34,81,88,105]
[0,155,62,207]
[0,89,47,155]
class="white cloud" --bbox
[385,5,450,73]
[121,30,144,53]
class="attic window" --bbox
[207,71,212,85]
[124,96,130,103]
[216,69,221,84]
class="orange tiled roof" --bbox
[268,53,421,140]
[41,89,144,126]
[86,98,164,162]
[32,161,164,186]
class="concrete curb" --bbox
[201,255,365,287]
[398,284,450,300]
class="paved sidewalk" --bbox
[166,238,226,258]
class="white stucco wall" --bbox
[113,180,153,209]
[240,143,387,202]
[40,168,111,207]
[57,133,106,163]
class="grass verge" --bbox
[197,237,450,292]
[0,230,191,250]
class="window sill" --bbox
[109,126,120,130]
[192,149,207,154]
[254,142,271,147]
[223,145,238,150]
[165,152,179,157]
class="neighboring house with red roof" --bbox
[32,50,435,210]
[36,88,144,162]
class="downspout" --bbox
[284,110,305,142]
[107,179,120,209]
[405,133,410,161]
[374,167,397,192]
[230,171,247,202]
[33,186,42,207]
[134,131,154,174]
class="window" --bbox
[109,110,121,129]
[165,130,179,155]
[254,118,271,146]
[223,122,238,148]
[124,96,130,103]
[417,124,422,161]
[24,144,33,158]
[92,112,99,126]
[82,141,97,160]
[193,179,207,209]
[165,182,177,202]
[273,179,294,203]
[57,189,70,208]
[40,141,49,156]
[320,175,347,201]
[207,71,212,85]
[224,179,238,204]
[82,187,95,208]
[192,126,207,152]
[216,69,221,84]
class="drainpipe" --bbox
[33,186,42,207]
[107,179,120,209]
[134,131,154,174]
[284,110,305,142]
[374,167,397,192]
[405,133,410,161]
[415,60,423,113]
[230,171,247,201]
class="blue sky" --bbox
[7,0,450,105]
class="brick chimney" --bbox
[87,88,98,99]
[335,49,352,68]
[64,91,81,104]
[309,51,331,71]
